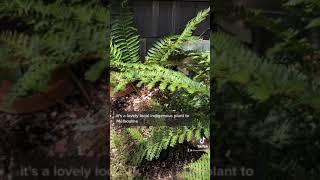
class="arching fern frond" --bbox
[145,7,210,64]
[127,123,209,163]
[111,62,209,96]
[212,32,320,110]
[4,62,58,105]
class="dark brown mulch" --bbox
[0,78,109,178]
[136,144,205,180]
[111,86,205,180]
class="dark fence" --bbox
[132,0,210,57]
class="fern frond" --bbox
[0,31,37,63]
[127,123,209,162]
[111,4,140,63]
[183,153,210,180]
[145,7,210,64]
[110,40,123,63]
[0,1,109,103]
[127,127,145,143]
[0,0,108,25]
[111,62,209,96]
[85,59,108,82]
[5,62,57,105]
[213,32,320,110]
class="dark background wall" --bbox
[132,0,210,57]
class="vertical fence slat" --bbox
[151,1,160,37]
[170,1,181,34]
[133,0,210,56]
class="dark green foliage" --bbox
[213,32,320,110]
[110,4,210,94]
[213,1,320,177]
[145,7,210,64]
[183,153,210,180]
[127,124,209,164]
[110,1,140,63]
[112,62,209,96]
[111,2,210,179]
[0,0,109,103]
[217,0,320,76]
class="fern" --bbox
[5,63,58,104]
[127,123,209,163]
[110,5,210,96]
[214,1,320,179]
[111,3,211,174]
[111,62,209,96]
[0,0,108,26]
[127,127,145,143]
[145,7,210,64]
[85,58,108,81]
[213,32,320,110]
[183,153,210,180]
[111,2,140,63]
[0,0,109,103]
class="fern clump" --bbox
[0,0,109,103]
[111,2,210,179]
[110,3,210,95]
[213,32,320,109]
[213,1,320,177]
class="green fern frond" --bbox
[111,4,140,63]
[4,62,57,105]
[127,123,209,162]
[145,35,178,63]
[110,40,124,63]
[111,62,209,96]
[127,128,145,143]
[0,0,108,25]
[85,59,108,82]
[212,32,317,103]
[145,7,210,64]
[183,153,210,180]
[0,1,109,103]
[0,31,37,63]
[213,32,320,110]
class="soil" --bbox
[0,77,205,179]
[111,86,205,180]
[136,144,205,180]
[0,77,109,178]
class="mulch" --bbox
[111,86,205,179]
[0,78,109,178]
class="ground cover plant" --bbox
[110,1,210,179]
[213,0,320,179]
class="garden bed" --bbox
[0,76,108,177]
[110,86,207,179]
